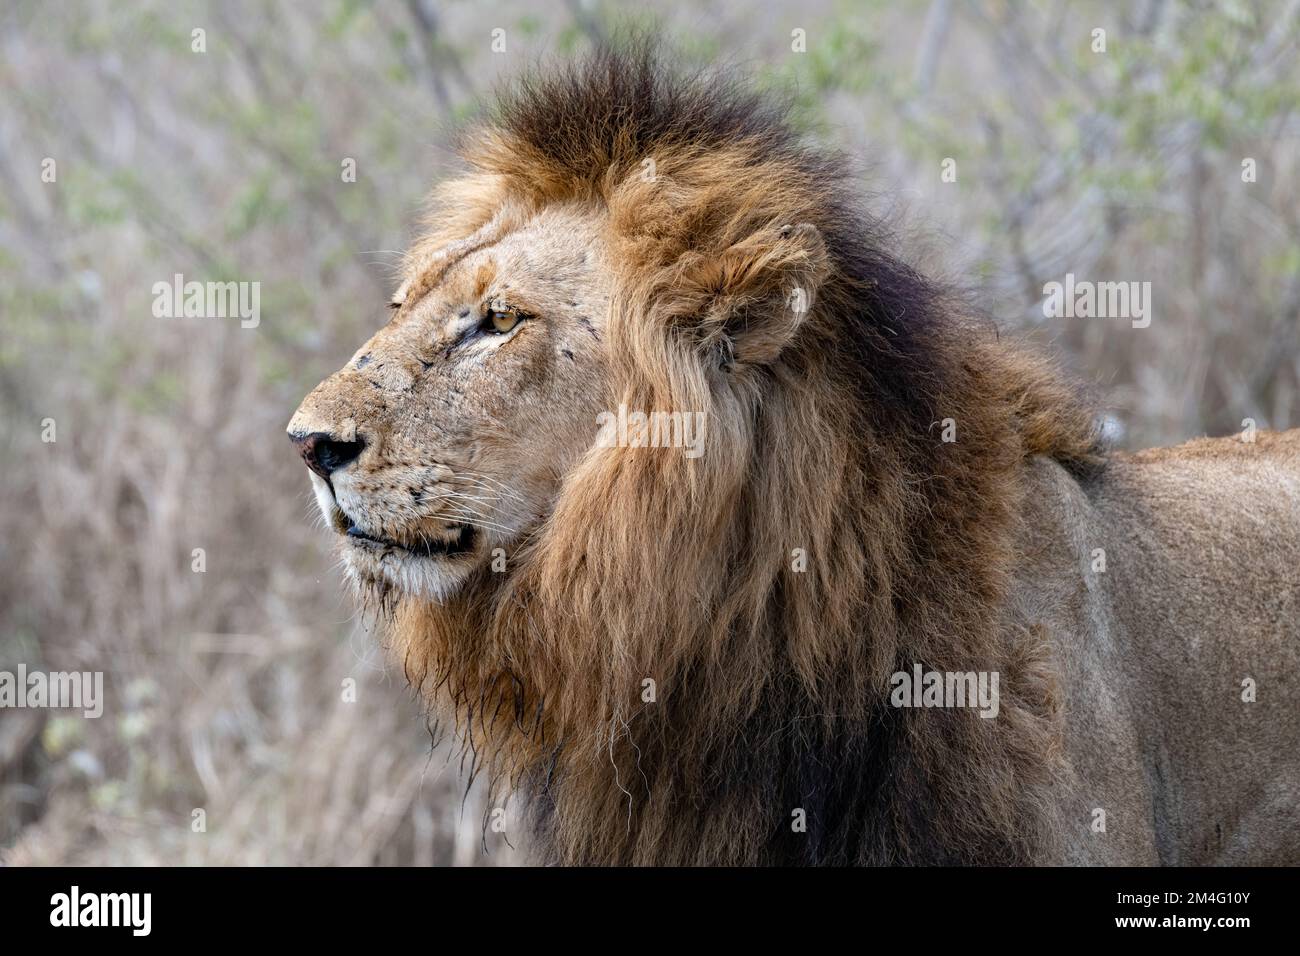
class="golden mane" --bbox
[392,44,1105,864]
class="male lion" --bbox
[288,47,1300,865]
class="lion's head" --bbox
[288,44,1103,865]
[288,199,614,601]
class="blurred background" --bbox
[1,0,1296,865]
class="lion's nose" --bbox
[290,431,365,480]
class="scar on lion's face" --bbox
[287,201,615,601]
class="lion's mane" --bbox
[392,43,1105,865]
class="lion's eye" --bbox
[485,307,522,335]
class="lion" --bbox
[288,45,1300,865]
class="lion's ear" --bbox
[696,221,829,366]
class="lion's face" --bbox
[288,202,612,599]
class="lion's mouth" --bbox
[336,510,476,559]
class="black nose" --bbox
[290,431,365,479]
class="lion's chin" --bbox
[341,537,481,604]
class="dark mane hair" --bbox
[396,42,1105,865]
[482,40,1103,473]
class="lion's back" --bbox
[1023,429,1300,863]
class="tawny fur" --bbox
[292,45,1300,866]
[392,47,1102,865]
